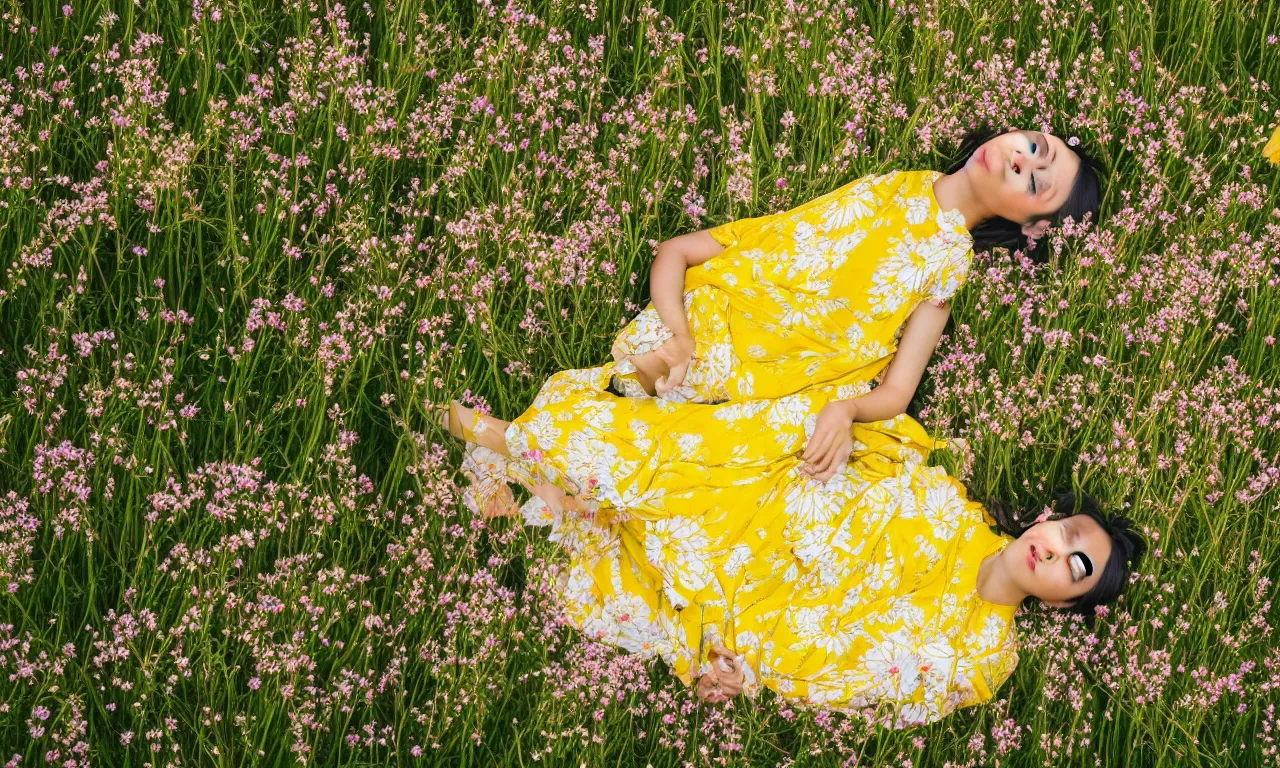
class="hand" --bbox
[652,333,695,397]
[800,399,857,482]
[696,642,745,704]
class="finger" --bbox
[800,454,823,476]
[804,439,834,476]
[839,443,854,468]
[802,427,833,463]
[813,445,842,480]
[697,675,715,699]
[823,441,854,477]
[818,462,842,482]
[667,359,689,389]
[820,441,844,473]
[801,429,822,462]
[715,676,741,698]
[699,677,725,704]
[817,444,853,481]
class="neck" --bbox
[932,169,995,231]
[976,549,1029,606]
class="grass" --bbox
[0,0,1278,765]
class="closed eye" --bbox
[1029,142,1038,195]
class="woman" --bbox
[433,124,1128,725]
[445,126,1104,508]
[439,379,1144,727]
[610,126,1102,481]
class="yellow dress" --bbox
[609,169,974,403]
[499,385,1020,728]
[478,168,1015,727]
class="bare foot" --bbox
[459,443,521,519]
[526,480,593,514]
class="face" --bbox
[965,129,1082,239]
[1005,513,1113,607]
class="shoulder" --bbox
[879,170,943,226]
[832,169,908,201]
[885,168,942,194]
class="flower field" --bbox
[1,0,1279,765]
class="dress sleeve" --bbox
[848,414,946,474]
[967,642,1019,705]
[926,244,975,307]
[892,638,1018,729]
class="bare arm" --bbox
[837,300,952,421]
[649,230,726,341]
[799,300,952,481]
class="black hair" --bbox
[940,124,1107,263]
[977,488,1146,628]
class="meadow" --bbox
[1,0,1279,765]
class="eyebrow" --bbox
[1038,131,1055,198]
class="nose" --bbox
[1012,147,1048,175]
[1041,527,1069,563]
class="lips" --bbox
[978,145,996,173]
[1027,544,1037,572]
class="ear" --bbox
[1021,218,1051,239]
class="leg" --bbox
[440,401,514,458]
[443,401,579,520]
[466,407,515,459]
[442,402,520,519]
